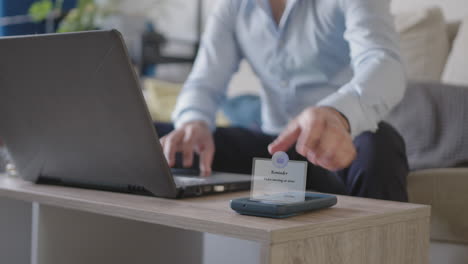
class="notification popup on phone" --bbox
[251,152,307,204]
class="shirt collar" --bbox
[256,0,299,29]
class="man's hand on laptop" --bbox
[160,121,215,176]
[268,106,357,171]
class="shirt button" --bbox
[280,80,289,88]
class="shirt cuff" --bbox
[172,110,216,131]
[317,87,379,138]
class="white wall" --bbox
[110,0,467,49]
[154,0,468,41]
[113,0,218,43]
[391,0,468,21]
[153,0,218,42]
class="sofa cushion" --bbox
[227,61,262,97]
[446,21,461,48]
[443,16,468,86]
[142,78,230,126]
[385,82,468,170]
[143,78,182,122]
[394,7,450,81]
[408,168,468,244]
[222,95,262,130]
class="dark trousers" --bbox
[155,122,409,202]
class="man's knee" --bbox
[355,123,407,170]
[154,122,174,138]
[350,122,409,201]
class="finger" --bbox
[268,122,301,154]
[315,128,341,159]
[164,131,184,167]
[314,130,353,170]
[182,129,196,168]
[306,150,319,166]
[160,136,167,148]
[318,146,354,171]
[315,150,341,171]
[199,143,214,176]
[295,118,326,156]
[329,144,357,170]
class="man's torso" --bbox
[230,0,352,132]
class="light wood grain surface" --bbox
[270,217,430,264]
[0,176,430,244]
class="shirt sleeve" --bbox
[171,0,242,130]
[317,0,406,138]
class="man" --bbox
[157,0,408,201]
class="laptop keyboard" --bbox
[174,176,207,187]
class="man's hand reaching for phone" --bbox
[268,107,357,171]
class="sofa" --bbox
[393,8,468,264]
[143,6,468,264]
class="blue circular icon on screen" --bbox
[272,151,289,169]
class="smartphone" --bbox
[230,192,337,218]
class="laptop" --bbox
[0,30,251,198]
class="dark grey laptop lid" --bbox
[0,30,178,198]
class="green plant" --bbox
[29,0,55,22]
[28,0,102,33]
[28,0,174,33]
[57,0,98,32]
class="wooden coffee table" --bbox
[0,176,430,264]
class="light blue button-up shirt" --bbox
[172,0,406,138]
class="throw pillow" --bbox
[442,16,468,86]
[394,7,450,81]
[143,78,230,126]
